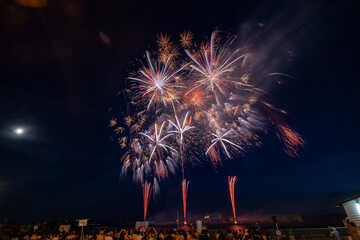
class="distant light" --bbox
[356,203,360,213]
[15,128,24,134]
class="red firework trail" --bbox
[182,179,190,224]
[276,124,305,157]
[228,176,237,223]
[142,181,152,221]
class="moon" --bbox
[15,128,24,134]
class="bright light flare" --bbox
[15,128,24,134]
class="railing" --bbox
[269,227,348,240]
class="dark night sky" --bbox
[0,0,359,222]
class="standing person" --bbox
[165,231,174,240]
[131,231,138,240]
[140,230,147,240]
[179,230,187,240]
[136,230,143,240]
[217,231,226,240]
[260,230,267,240]
[186,232,193,240]
[225,230,233,240]
[237,230,243,240]
[148,229,157,240]
[253,229,262,240]
[198,230,208,240]
[105,233,114,240]
[124,231,131,240]
[330,227,341,240]
[119,231,127,240]
[97,232,104,240]
[158,230,165,240]
[115,231,120,240]
[215,231,221,240]
[175,231,182,240]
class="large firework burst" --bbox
[110,29,304,199]
[129,51,185,109]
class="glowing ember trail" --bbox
[182,179,190,224]
[276,124,306,157]
[142,181,152,221]
[233,104,239,116]
[228,176,237,223]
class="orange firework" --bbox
[207,147,221,166]
[185,89,206,109]
[228,176,237,223]
[233,104,239,116]
[180,31,193,48]
[156,33,170,48]
[182,179,190,224]
[142,181,152,221]
[108,118,117,127]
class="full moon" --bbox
[15,128,24,134]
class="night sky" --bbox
[0,0,359,222]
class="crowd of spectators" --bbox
[4,225,343,240]
[6,227,274,240]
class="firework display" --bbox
[110,30,304,221]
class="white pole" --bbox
[80,225,84,240]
